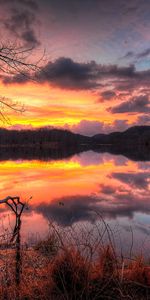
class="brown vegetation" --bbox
[0,222,149,299]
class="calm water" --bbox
[0,150,150,256]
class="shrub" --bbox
[51,248,90,299]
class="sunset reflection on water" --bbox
[0,151,149,255]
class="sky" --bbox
[0,0,150,135]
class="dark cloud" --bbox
[5,8,35,30]
[3,72,31,85]
[4,58,101,88]
[122,48,150,61]
[109,95,150,114]
[21,29,40,46]
[100,90,116,100]
[1,58,137,89]
[100,64,136,78]
[3,56,150,98]
[112,172,150,189]
[115,81,137,92]
[0,0,38,10]
[36,58,101,90]
[122,51,134,59]
[100,184,116,195]
[136,48,150,59]
[3,1,40,47]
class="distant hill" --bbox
[0,128,91,147]
[0,125,149,146]
[92,126,150,161]
[0,126,149,161]
[93,126,150,146]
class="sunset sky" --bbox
[0,0,150,135]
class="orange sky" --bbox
[0,80,137,133]
[0,0,149,135]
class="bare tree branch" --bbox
[0,41,42,122]
[0,196,25,241]
[0,42,39,74]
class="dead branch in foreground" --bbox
[0,196,25,242]
[0,196,26,293]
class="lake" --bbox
[0,150,150,257]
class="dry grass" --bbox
[0,223,149,299]
[50,248,91,299]
[34,233,59,257]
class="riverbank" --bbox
[0,227,149,300]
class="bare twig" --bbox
[0,42,42,122]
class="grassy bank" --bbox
[0,223,149,300]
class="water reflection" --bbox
[0,150,149,254]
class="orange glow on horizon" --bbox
[0,80,138,129]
